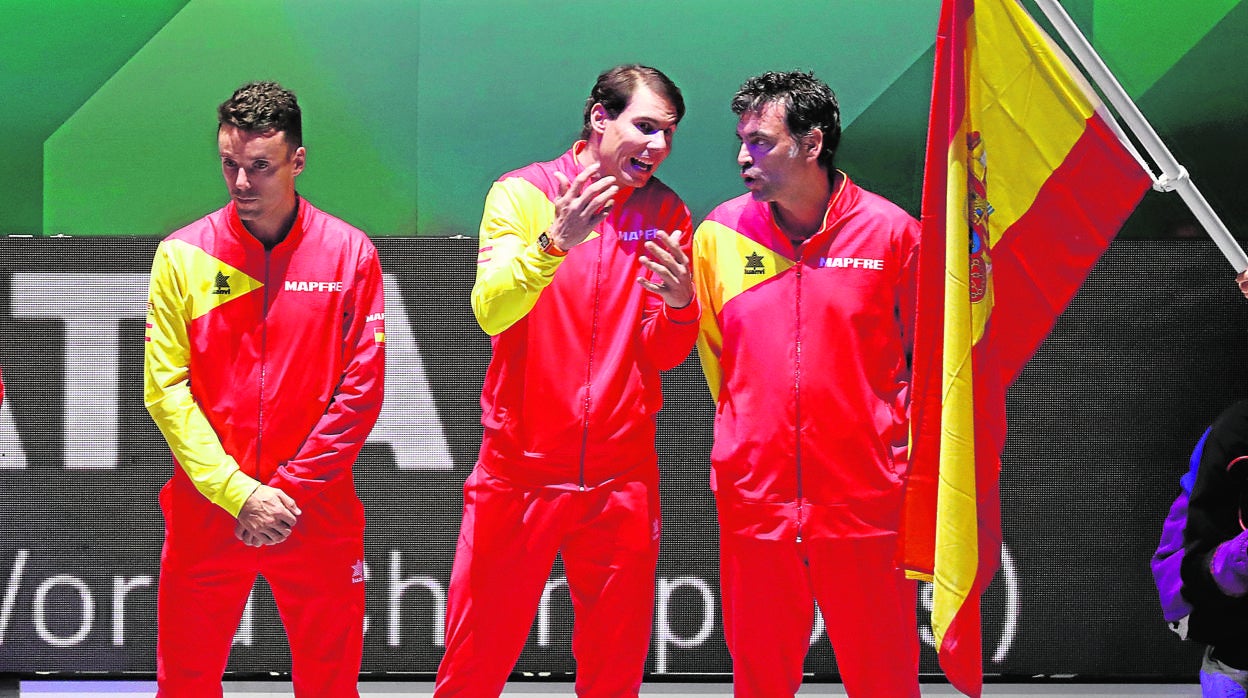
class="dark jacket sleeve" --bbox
[1181,400,1248,644]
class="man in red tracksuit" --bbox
[144,81,385,697]
[435,64,698,697]
[692,71,921,697]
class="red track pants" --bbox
[156,479,366,698]
[719,526,920,698]
[435,465,661,698]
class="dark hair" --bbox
[580,64,685,140]
[217,81,302,149]
[731,71,840,170]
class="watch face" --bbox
[538,231,565,256]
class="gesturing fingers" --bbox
[551,164,619,249]
[553,171,570,199]
[648,230,687,266]
[638,230,694,308]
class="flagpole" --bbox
[1032,0,1248,273]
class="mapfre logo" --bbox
[819,257,884,271]
[284,280,344,292]
[619,228,660,242]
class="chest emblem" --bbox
[212,271,232,296]
[744,251,766,275]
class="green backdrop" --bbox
[2,0,1246,240]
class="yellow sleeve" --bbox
[692,220,725,404]
[143,240,259,516]
[470,178,567,335]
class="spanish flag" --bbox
[902,0,1151,694]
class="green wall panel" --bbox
[414,0,940,234]
[1094,0,1237,97]
[43,0,419,237]
[3,0,1247,239]
[0,0,188,235]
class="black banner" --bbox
[0,237,1238,680]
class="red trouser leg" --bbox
[261,494,366,698]
[434,468,564,697]
[562,476,660,698]
[156,484,257,698]
[809,534,920,698]
[156,548,255,697]
[718,530,813,698]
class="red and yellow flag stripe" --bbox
[905,1,1150,695]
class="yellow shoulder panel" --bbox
[162,239,264,321]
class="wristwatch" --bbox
[538,231,567,257]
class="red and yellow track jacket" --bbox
[144,199,385,517]
[693,174,919,539]
[472,144,698,488]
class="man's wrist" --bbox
[538,231,567,257]
[664,297,699,324]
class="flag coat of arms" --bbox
[902,0,1151,694]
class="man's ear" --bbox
[589,103,610,136]
[292,146,307,176]
[802,128,824,164]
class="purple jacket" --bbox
[1151,428,1205,624]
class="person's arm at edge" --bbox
[1183,404,1248,603]
[143,240,260,517]
[269,244,386,503]
[691,220,724,403]
[898,216,920,377]
[470,179,566,335]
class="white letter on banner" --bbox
[0,549,30,642]
[0,398,28,469]
[11,272,147,470]
[33,575,94,647]
[538,576,569,646]
[111,575,153,646]
[232,587,255,646]
[810,605,825,646]
[655,576,715,674]
[371,274,453,470]
[389,550,445,647]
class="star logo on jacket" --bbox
[744,251,766,275]
[351,559,365,584]
[212,271,232,296]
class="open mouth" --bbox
[630,157,654,174]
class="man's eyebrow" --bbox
[636,114,677,126]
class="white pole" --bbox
[1032,0,1248,273]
